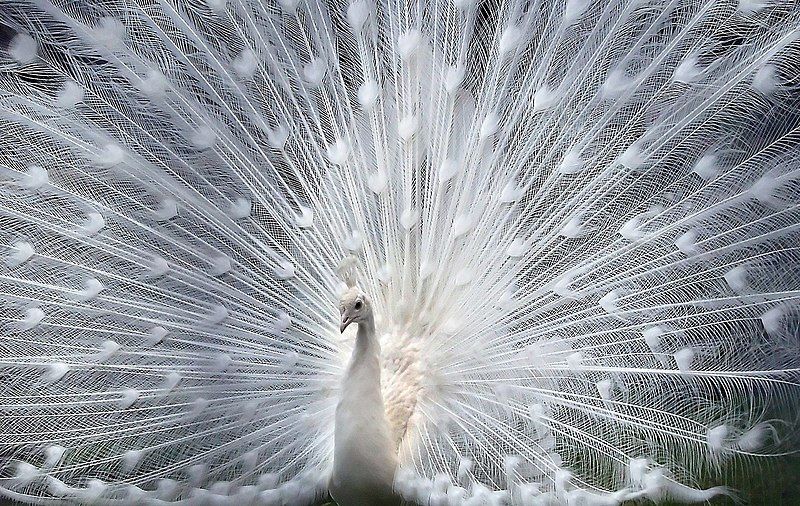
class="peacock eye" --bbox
[354,300,363,310]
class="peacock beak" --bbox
[340,315,353,333]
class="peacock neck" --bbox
[342,313,383,402]
[350,314,379,365]
[331,311,399,504]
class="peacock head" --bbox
[339,287,371,333]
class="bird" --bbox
[0,0,799,505]
[330,279,399,505]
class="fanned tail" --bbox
[0,1,363,503]
[345,0,800,503]
[1,0,799,505]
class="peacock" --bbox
[1,0,799,504]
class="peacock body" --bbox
[0,0,799,504]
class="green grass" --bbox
[651,454,800,505]
[322,455,800,505]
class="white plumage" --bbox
[0,0,799,505]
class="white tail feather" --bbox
[1,1,799,505]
